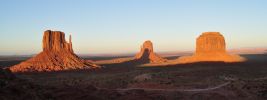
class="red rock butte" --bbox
[177,32,246,63]
[10,30,100,72]
[135,40,167,63]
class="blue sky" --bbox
[1,0,267,55]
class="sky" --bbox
[1,0,267,55]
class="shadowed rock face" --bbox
[135,40,166,63]
[10,30,100,72]
[177,32,246,63]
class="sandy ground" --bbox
[0,54,267,100]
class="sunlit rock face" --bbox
[177,32,246,63]
[196,32,226,55]
[10,30,100,73]
[42,30,73,53]
[135,40,167,63]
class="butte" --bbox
[134,40,167,63]
[10,30,100,72]
[95,40,167,65]
[177,32,246,63]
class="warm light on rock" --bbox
[135,40,167,63]
[10,30,100,72]
[177,32,246,63]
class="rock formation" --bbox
[177,32,245,63]
[42,30,74,53]
[196,32,226,55]
[134,40,166,63]
[10,30,100,72]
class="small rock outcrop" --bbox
[134,40,166,63]
[177,32,245,63]
[10,30,100,72]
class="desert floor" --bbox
[0,54,267,100]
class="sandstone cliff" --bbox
[42,30,73,52]
[196,32,226,55]
[10,30,100,72]
[177,32,246,63]
[134,40,166,63]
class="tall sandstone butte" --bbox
[177,32,245,63]
[135,40,167,63]
[10,30,100,72]
[42,30,74,52]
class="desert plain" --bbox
[0,31,266,100]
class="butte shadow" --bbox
[143,32,246,67]
[95,40,167,67]
[133,40,167,64]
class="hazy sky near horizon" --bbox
[1,0,267,55]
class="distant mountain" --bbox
[1,47,266,58]
[228,48,267,54]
